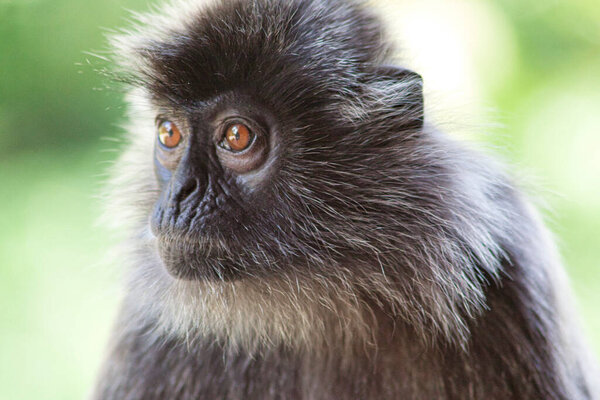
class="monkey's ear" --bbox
[369,65,424,130]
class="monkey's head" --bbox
[109,0,506,349]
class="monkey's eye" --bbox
[219,123,255,152]
[215,118,267,174]
[157,120,182,149]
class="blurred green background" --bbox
[0,0,598,398]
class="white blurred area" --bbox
[372,0,600,204]
[374,0,517,128]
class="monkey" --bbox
[91,0,599,398]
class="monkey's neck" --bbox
[95,277,572,400]
[101,311,426,399]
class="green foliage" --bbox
[0,0,148,153]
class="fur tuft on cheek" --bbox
[101,88,158,233]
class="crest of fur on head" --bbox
[105,0,525,354]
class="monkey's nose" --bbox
[156,174,209,230]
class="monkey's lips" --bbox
[155,234,243,281]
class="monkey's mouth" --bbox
[155,234,245,281]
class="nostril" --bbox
[175,178,199,204]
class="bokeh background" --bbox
[0,0,598,398]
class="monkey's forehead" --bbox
[110,0,390,106]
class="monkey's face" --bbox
[115,0,424,283]
[150,94,290,280]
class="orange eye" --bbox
[158,120,182,148]
[221,123,254,152]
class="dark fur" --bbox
[93,0,599,398]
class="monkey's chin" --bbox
[156,237,241,282]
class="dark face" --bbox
[138,0,424,282]
[150,94,286,280]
